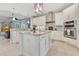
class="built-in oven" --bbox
[48,26,53,30]
[64,28,76,39]
[64,20,77,39]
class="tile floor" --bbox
[0,40,19,56]
[47,40,79,56]
[0,39,79,56]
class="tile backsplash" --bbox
[55,25,64,31]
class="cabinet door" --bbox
[22,33,31,55]
[10,30,20,43]
[23,34,39,56]
[30,36,39,56]
[46,12,54,22]
[55,12,63,25]
[77,35,79,48]
[40,34,48,56]
[69,4,76,19]
[45,35,49,53]
[63,4,76,21]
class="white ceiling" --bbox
[0,3,72,19]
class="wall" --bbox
[0,17,30,32]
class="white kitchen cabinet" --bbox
[31,15,46,26]
[62,4,78,47]
[63,37,77,48]
[10,29,50,56]
[55,12,63,26]
[40,34,49,56]
[23,34,39,56]
[22,32,32,55]
[46,12,55,30]
[10,29,22,55]
[51,31,64,41]
[46,12,54,22]
[63,4,76,21]
[10,29,21,44]
[20,31,50,56]
[31,16,46,31]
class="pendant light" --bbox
[12,17,16,20]
[12,8,17,21]
[34,3,43,15]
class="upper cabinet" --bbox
[55,12,63,26]
[31,15,46,31]
[46,12,55,22]
[63,4,76,21]
[55,4,76,26]
[31,12,55,31]
[31,15,46,26]
[46,12,55,30]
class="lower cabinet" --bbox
[10,30,49,56]
[20,32,49,56]
[51,31,64,41]
[23,34,39,56]
[40,34,49,56]
[10,29,21,44]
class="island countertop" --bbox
[19,30,51,36]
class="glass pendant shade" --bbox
[34,3,43,15]
[12,17,15,20]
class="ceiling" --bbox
[0,3,73,19]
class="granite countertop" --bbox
[10,28,51,36]
[19,30,51,36]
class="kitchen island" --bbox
[10,29,51,56]
[20,31,51,56]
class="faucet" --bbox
[32,25,36,33]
